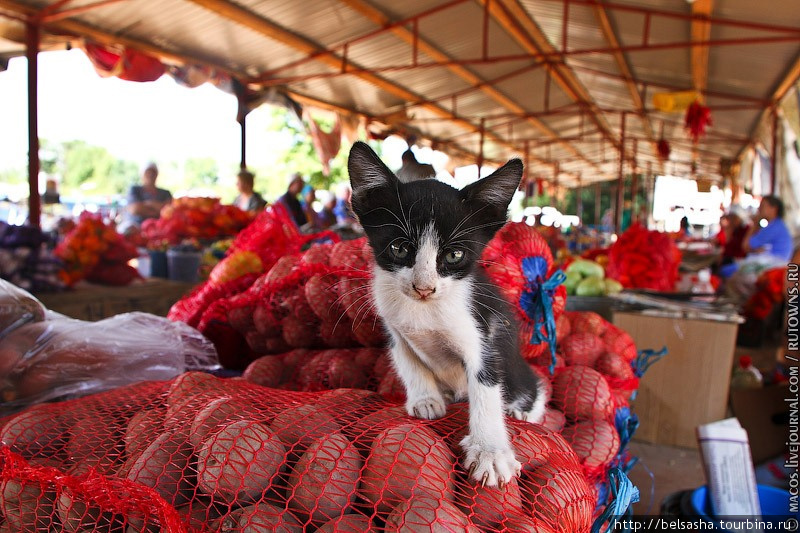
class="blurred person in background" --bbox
[742,195,792,263]
[333,183,357,227]
[396,149,435,183]
[317,195,338,229]
[126,163,172,227]
[42,179,60,205]
[232,169,266,213]
[718,205,751,266]
[276,173,307,227]
[724,196,793,303]
[300,184,317,227]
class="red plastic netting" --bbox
[239,308,641,484]
[220,238,386,358]
[605,224,681,292]
[167,206,341,367]
[0,375,595,532]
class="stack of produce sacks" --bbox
[235,223,650,518]
[4,220,652,531]
[219,238,385,358]
[167,205,339,368]
[0,373,596,532]
[141,197,253,246]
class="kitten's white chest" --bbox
[371,267,481,372]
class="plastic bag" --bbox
[0,278,46,340]
[0,312,219,415]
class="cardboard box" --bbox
[613,311,739,449]
[729,383,790,464]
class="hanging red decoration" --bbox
[657,139,671,161]
[83,42,165,82]
[684,100,713,144]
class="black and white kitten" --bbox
[347,142,548,488]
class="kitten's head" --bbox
[348,141,521,303]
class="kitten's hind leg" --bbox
[504,357,549,424]
[388,331,447,420]
[505,383,548,424]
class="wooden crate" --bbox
[36,279,195,321]
[613,311,739,449]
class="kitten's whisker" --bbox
[450,220,506,241]
[447,204,489,241]
[332,292,372,332]
[362,206,410,237]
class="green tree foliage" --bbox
[56,140,138,196]
[181,157,220,190]
[253,107,374,202]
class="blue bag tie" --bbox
[630,346,667,400]
[614,406,640,455]
[591,468,641,533]
[518,256,565,375]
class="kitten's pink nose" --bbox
[413,285,436,299]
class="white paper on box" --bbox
[696,418,761,517]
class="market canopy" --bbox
[1,0,799,188]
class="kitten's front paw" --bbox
[407,396,447,420]
[460,434,521,488]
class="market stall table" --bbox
[34,278,195,321]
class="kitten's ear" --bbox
[461,158,523,212]
[348,141,397,200]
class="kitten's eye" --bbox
[390,242,410,259]
[445,250,465,264]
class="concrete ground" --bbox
[626,440,706,515]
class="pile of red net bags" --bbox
[55,212,141,286]
[0,222,655,532]
[141,197,254,247]
[605,224,682,292]
[167,206,341,368]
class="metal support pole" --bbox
[476,117,486,171]
[239,114,247,170]
[595,182,601,225]
[26,21,41,229]
[771,106,779,195]
[235,79,248,169]
[576,174,583,224]
[614,111,627,233]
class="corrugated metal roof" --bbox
[0,0,798,186]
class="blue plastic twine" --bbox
[630,346,668,400]
[518,257,566,375]
[591,468,641,533]
[614,406,640,455]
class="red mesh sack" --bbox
[560,331,606,367]
[606,224,681,292]
[0,375,597,532]
[551,366,614,423]
[601,325,637,362]
[223,238,386,359]
[168,205,337,327]
[566,311,607,337]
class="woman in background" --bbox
[233,169,266,213]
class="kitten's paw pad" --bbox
[460,435,521,488]
[407,396,447,420]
